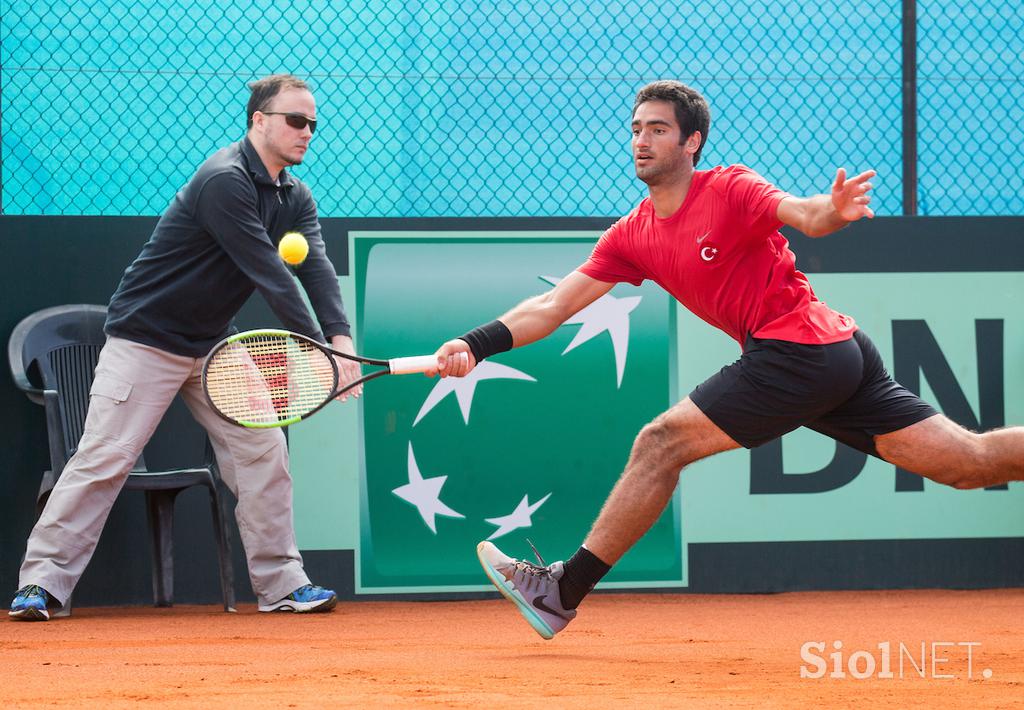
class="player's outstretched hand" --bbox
[331,335,363,401]
[429,339,476,378]
[831,168,876,222]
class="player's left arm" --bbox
[329,334,362,400]
[290,186,361,398]
[289,187,351,338]
[777,168,876,238]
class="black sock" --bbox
[558,546,611,610]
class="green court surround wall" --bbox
[0,215,1022,606]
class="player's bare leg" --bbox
[875,414,1024,489]
[475,396,739,638]
[583,396,741,565]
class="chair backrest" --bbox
[8,304,108,456]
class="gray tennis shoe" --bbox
[476,541,576,640]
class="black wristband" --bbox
[458,320,513,363]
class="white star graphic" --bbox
[541,275,642,387]
[391,443,465,534]
[484,493,552,540]
[413,360,536,426]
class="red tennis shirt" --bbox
[579,165,856,347]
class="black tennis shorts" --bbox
[689,330,937,457]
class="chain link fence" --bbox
[917,0,1024,215]
[1,1,1020,217]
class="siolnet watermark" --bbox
[800,641,993,680]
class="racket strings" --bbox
[205,335,338,424]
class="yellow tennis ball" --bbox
[278,231,309,265]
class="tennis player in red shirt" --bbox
[429,80,1024,640]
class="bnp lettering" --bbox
[753,319,1006,494]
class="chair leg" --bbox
[207,483,236,612]
[144,489,177,607]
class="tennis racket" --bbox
[202,329,443,428]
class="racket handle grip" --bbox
[389,355,438,374]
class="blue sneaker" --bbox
[9,585,51,621]
[258,584,337,613]
[477,541,576,640]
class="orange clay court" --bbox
[3,589,1022,708]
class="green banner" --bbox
[353,235,678,592]
[287,233,1024,595]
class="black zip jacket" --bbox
[105,137,349,357]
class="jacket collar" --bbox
[241,136,296,188]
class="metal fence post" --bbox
[902,0,918,216]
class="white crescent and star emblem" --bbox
[700,246,718,262]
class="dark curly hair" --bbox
[632,81,711,166]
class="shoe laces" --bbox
[292,584,324,599]
[19,585,43,599]
[526,538,546,566]
[510,558,550,577]
[509,539,553,580]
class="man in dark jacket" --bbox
[11,74,356,620]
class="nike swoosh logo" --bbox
[696,231,711,244]
[532,595,563,617]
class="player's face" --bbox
[257,88,317,167]
[631,101,692,185]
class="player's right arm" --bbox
[432,270,614,378]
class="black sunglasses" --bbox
[260,111,317,134]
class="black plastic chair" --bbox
[8,304,235,613]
